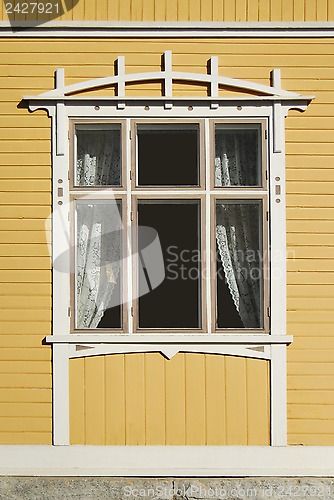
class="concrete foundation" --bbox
[0,478,334,500]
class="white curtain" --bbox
[76,129,121,186]
[215,129,261,328]
[76,202,121,329]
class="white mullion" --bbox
[126,118,133,334]
[204,118,212,334]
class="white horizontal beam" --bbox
[0,446,334,476]
[45,334,293,344]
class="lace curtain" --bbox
[76,128,121,186]
[76,202,121,329]
[215,129,261,328]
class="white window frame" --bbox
[25,51,313,448]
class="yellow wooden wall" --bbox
[0,37,333,445]
[1,0,334,22]
[69,354,270,445]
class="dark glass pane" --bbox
[76,125,121,186]
[138,201,201,328]
[216,200,263,329]
[137,125,199,186]
[75,200,122,329]
[215,125,261,187]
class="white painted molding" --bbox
[3,21,334,38]
[0,446,334,476]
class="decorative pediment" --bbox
[26,50,313,102]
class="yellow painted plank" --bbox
[189,0,201,20]
[155,0,166,20]
[69,358,85,445]
[0,432,51,445]
[225,357,247,444]
[0,374,51,389]
[287,247,334,259]
[83,0,96,20]
[96,0,108,20]
[145,353,165,445]
[105,354,125,445]
[288,296,334,309]
[125,353,145,445]
[0,349,51,362]
[246,359,270,445]
[142,0,155,20]
[0,335,49,349]
[288,350,334,363]
[0,258,51,270]
[223,0,236,20]
[0,270,50,283]
[0,231,48,243]
[305,0,317,20]
[288,284,334,297]
[329,0,334,20]
[0,245,50,257]
[293,0,304,20]
[287,220,334,232]
[288,375,334,391]
[0,323,50,335]
[287,233,334,245]
[130,0,143,20]
[289,418,334,434]
[0,361,50,374]
[0,283,51,295]
[288,260,334,272]
[0,402,51,418]
[165,353,186,444]
[288,363,334,375]
[288,310,334,323]
[200,0,212,21]
[212,0,223,20]
[71,0,85,20]
[84,356,105,444]
[247,0,258,20]
[0,417,51,432]
[0,388,51,403]
[258,0,269,21]
[288,390,334,405]
[166,0,178,20]
[185,353,206,445]
[119,0,131,19]
[205,354,226,445]
[289,434,334,445]
[287,324,334,336]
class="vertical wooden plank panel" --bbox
[305,0,317,20]
[282,0,293,20]
[185,354,206,445]
[166,0,178,20]
[96,0,109,20]
[145,353,165,444]
[72,0,85,21]
[270,0,282,20]
[60,0,74,20]
[189,0,201,20]
[107,0,119,20]
[155,0,166,20]
[224,0,236,20]
[248,0,259,21]
[225,356,247,444]
[83,0,96,20]
[235,0,247,21]
[178,0,189,20]
[84,357,105,444]
[316,0,327,20]
[259,0,270,21]
[165,353,186,444]
[119,0,131,20]
[125,353,145,445]
[329,0,334,19]
[213,0,223,20]
[246,359,270,445]
[293,0,305,20]
[69,359,85,445]
[131,0,143,20]
[200,0,213,21]
[105,354,125,445]
[142,0,155,20]
[205,354,226,445]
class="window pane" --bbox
[75,200,122,329]
[138,200,201,328]
[76,125,121,186]
[216,200,263,329]
[215,124,262,187]
[137,124,199,186]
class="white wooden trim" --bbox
[271,344,288,446]
[0,446,334,476]
[46,334,293,344]
[52,345,70,445]
[3,21,334,38]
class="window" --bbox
[70,119,268,334]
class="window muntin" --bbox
[73,199,124,331]
[73,122,125,189]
